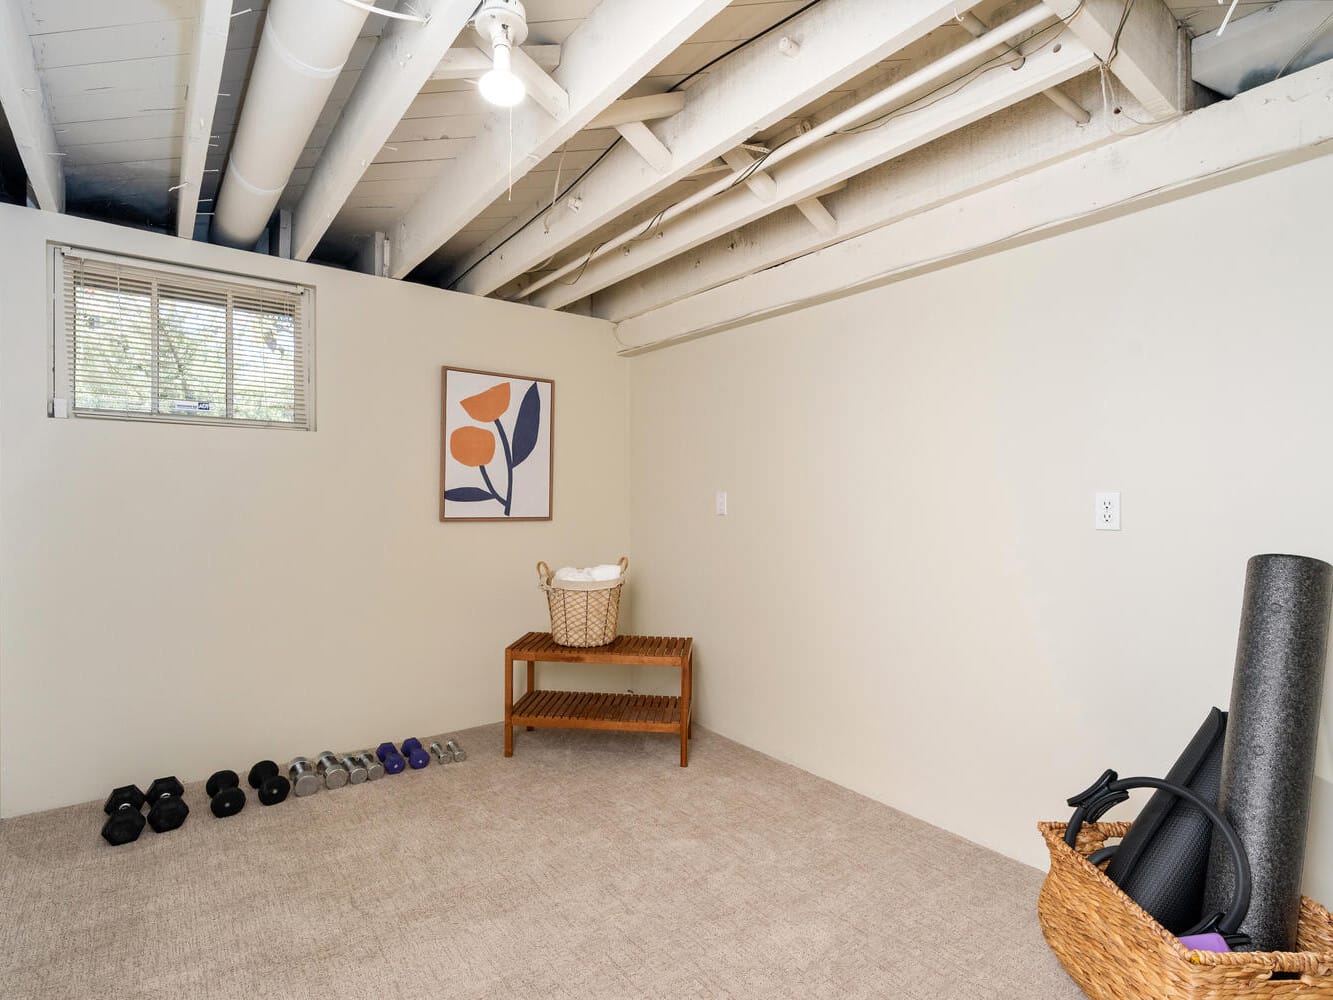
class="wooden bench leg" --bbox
[526,660,536,730]
[680,652,691,767]
[504,650,514,757]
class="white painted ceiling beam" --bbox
[615,61,1333,352]
[528,35,1096,309]
[388,0,732,280]
[595,76,1137,323]
[587,93,686,130]
[616,121,672,173]
[447,0,980,296]
[430,44,561,80]
[176,0,231,238]
[1041,0,1185,119]
[0,0,63,210]
[720,147,835,236]
[289,0,479,263]
[956,10,1089,122]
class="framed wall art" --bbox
[440,366,553,522]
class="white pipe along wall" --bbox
[212,0,369,249]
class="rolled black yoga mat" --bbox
[1106,707,1227,934]
[1204,553,1332,952]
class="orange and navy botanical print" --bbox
[445,380,541,517]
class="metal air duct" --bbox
[212,0,370,249]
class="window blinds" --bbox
[55,248,313,429]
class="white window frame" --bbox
[49,245,316,430]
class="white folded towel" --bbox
[554,563,623,583]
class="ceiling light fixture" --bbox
[473,0,528,108]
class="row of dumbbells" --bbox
[101,739,466,845]
[101,762,293,845]
[289,739,466,796]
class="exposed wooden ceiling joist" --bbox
[0,0,63,210]
[594,75,1139,323]
[430,43,563,80]
[290,0,479,263]
[1041,0,1187,119]
[175,0,230,238]
[387,0,734,280]
[447,0,982,297]
[615,59,1333,351]
[528,11,1098,309]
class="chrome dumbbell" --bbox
[340,752,367,785]
[428,740,452,764]
[444,738,466,762]
[288,757,321,797]
[358,750,385,781]
[316,750,349,789]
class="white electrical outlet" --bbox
[715,491,728,516]
[1095,491,1121,530]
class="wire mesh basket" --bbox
[536,557,628,647]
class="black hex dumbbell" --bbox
[101,785,147,846]
[145,776,190,833]
[247,760,291,806]
[206,769,247,818]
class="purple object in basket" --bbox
[1178,933,1231,953]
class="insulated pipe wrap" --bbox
[212,0,369,249]
[1204,553,1332,952]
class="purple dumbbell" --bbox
[399,738,430,769]
[375,742,406,774]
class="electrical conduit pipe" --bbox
[212,0,370,249]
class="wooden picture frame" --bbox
[440,366,554,522]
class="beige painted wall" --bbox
[0,204,631,817]
[628,154,1333,900]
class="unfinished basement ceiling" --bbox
[2,0,1329,326]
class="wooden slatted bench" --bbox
[504,632,694,766]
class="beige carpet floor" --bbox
[0,725,1082,999]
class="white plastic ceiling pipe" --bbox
[212,0,370,249]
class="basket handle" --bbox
[536,561,553,585]
[617,556,629,577]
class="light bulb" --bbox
[479,41,525,107]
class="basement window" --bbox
[50,247,314,430]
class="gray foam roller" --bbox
[1204,553,1331,952]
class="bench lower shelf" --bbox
[511,690,682,734]
[505,632,693,766]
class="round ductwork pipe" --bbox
[212,0,370,249]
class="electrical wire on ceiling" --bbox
[548,2,1098,294]
[465,0,826,284]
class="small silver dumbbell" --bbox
[340,752,367,785]
[358,750,385,781]
[288,757,321,797]
[316,750,349,789]
[445,738,466,762]
[428,740,453,764]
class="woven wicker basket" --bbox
[537,557,628,648]
[1038,821,1333,999]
